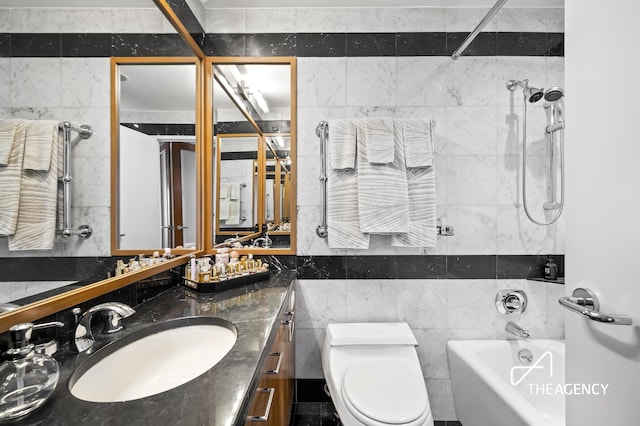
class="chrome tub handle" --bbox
[558,288,632,325]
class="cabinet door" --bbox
[245,291,295,425]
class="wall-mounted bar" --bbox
[316,121,328,238]
[58,121,93,239]
[559,288,633,325]
[451,0,509,60]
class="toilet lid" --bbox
[342,358,428,425]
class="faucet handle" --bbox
[102,311,126,334]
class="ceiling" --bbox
[0,0,564,8]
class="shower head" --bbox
[526,87,544,103]
[506,79,544,103]
[544,87,564,102]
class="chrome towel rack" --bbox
[57,121,93,239]
[559,288,633,326]
[316,121,328,238]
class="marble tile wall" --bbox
[296,54,565,257]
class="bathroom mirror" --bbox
[111,57,201,255]
[205,57,296,253]
[0,1,200,330]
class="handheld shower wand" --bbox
[507,80,566,225]
[544,87,565,133]
[542,87,566,212]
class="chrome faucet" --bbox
[252,237,271,248]
[72,302,135,353]
[505,322,530,340]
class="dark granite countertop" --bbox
[15,270,296,426]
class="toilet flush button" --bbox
[342,358,428,424]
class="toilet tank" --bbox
[326,323,418,347]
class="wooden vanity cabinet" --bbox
[245,290,295,425]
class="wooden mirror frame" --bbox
[110,56,204,256]
[204,57,297,255]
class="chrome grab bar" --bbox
[558,288,632,326]
[316,121,328,238]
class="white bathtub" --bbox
[448,339,565,426]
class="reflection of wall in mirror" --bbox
[119,125,162,249]
[219,162,252,228]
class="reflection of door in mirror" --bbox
[113,59,198,253]
[159,142,196,248]
[216,135,258,240]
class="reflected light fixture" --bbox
[252,90,270,114]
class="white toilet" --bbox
[321,322,434,426]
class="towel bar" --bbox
[57,121,93,239]
[316,121,329,238]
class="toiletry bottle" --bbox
[544,257,558,280]
[0,323,60,421]
[189,255,198,281]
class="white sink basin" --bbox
[69,317,237,403]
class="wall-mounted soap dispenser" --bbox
[0,322,62,420]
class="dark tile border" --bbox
[295,255,564,281]
[4,32,563,58]
[0,256,121,283]
[121,123,196,136]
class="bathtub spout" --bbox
[505,322,530,339]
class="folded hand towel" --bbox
[402,119,435,168]
[356,119,410,234]
[219,183,230,220]
[0,120,27,236]
[327,120,370,249]
[0,120,21,165]
[364,118,394,164]
[23,120,58,171]
[226,200,240,225]
[229,182,241,200]
[328,119,357,170]
[400,119,435,168]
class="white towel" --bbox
[0,120,27,236]
[23,120,58,171]
[0,120,20,165]
[364,118,394,164]
[229,182,241,200]
[327,120,369,249]
[328,119,357,170]
[226,200,240,225]
[356,119,410,234]
[391,166,437,247]
[219,182,230,221]
[9,124,62,251]
[402,119,435,168]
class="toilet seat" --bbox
[341,358,429,426]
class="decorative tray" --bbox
[181,270,270,293]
